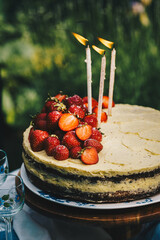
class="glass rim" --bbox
[0,173,24,190]
[0,149,7,162]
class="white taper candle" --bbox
[85,45,92,114]
[108,48,116,116]
[97,54,106,127]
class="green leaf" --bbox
[4,202,11,208]
[2,194,9,201]
[5,166,8,173]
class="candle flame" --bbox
[98,37,114,49]
[92,45,105,55]
[72,32,88,46]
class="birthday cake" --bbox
[22,93,160,203]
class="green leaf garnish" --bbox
[2,194,9,201]
[4,202,11,208]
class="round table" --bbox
[23,182,160,240]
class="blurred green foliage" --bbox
[0,0,160,129]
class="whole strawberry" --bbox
[101,111,108,122]
[70,146,82,159]
[82,103,88,114]
[44,99,58,113]
[68,104,85,119]
[82,96,98,109]
[83,114,98,127]
[47,111,62,132]
[102,96,115,109]
[55,93,67,102]
[62,131,81,149]
[65,94,83,107]
[84,139,103,153]
[54,129,65,141]
[44,135,60,156]
[30,129,49,152]
[90,127,102,142]
[52,145,69,160]
[44,97,66,113]
[33,113,47,131]
[34,113,47,122]
[93,106,108,122]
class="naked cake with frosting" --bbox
[22,93,160,203]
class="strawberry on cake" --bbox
[22,93,160,203]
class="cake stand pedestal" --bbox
[23,180,160,240]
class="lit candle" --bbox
[85,45,92,114]
[108,48,116,116]
[98,54,106,126]
[98,37,115,116]
[92,45,106,127]
[72,32,92,113]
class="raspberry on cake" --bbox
[22,93,160,203]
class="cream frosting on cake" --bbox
[22,104,160,202]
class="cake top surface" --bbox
[23,104,160,177]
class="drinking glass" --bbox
[0,150,9,186]
[0,173,25,240]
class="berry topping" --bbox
[82,96,98,109]
[47,111,62,132]
[93,107,108,122]
[84,139,103,153]
[54,129,65,141]
[102,96,115,109]
[68,104,85,119]
[55,93,67,102]
[70,146,82,159]
[33,113,47,130]
[34,113,47,121]
[81,147,99,165]
[28,92,107,165]
[45,98,66,113]
[100,111,108,122]
[75,124,92,141]
[62,131,81,149]
[52,145,69,160]
[83,114,98,127]
[58,113,79,131]
[82,103,88,113]
[44,135,60,156]
[35,119,47,131]
[90,127,103,142]
[44,99,58,113]
[30,129,49,152]
[65,94,83,107]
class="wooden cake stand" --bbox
[18,171,160,240]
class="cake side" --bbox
[22,104,160,203]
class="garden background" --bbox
[0,0,160,170]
